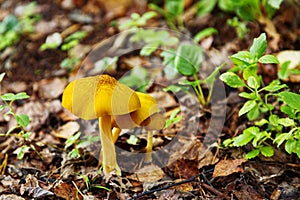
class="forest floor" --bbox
[0,0,300,199]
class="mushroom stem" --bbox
[112,127,122,143]
[99,116,121,176]
[145,130,154,163]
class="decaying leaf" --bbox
[213,159,247,178]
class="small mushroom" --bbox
[112,92,165,162]
[62,74,140,176]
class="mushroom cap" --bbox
[62,75,141,120]
[113,92,165,130]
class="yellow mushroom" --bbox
[112,92,165,162]
[62,74,140,176]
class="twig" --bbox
[130,169,213,200]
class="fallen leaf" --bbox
[213,159,247,178]
[127,164,165,183]
[54,182,81,200]
[0,194,25,200]
[38,78,67,99]
[20,174,54,198]
[51,121,80,139]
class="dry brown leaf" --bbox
[212,159,247,178]
[38,78,67,99]
[51,121,80,139]
[53,182,81,200]
[127,164,165,183]
[0,194,25,200]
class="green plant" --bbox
[162,43,225,105]
[218,0,283,21]
[164,108,182,128]
[0,73,32,159]
[220,33,300,159]
[227,17,248,39]
[119,11,157,30]
[0,2,40,51]
[40,30,87,70]
[149,0,184,30]
[65,132,99,159]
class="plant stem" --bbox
[99,116,121,176]
[193,74,206,105]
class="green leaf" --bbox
[246,103,260,120]
[239,92,257,99]
[165,0,184,16]
[278,118,295,127]
[204,63,225,85]
[194,27,218,42]
[245,149,260,159]
[196,0,217,16]
[16,114,30,128]
[242,65,258,80]
[15,145,30,160]
[230,51,253,64]
[219,72,245,88]
[258,55,279,64]
[65,132,81,149]
[285,139,297,154]
[279,91,300,110]
[269,114,279,126]
[250,33,267,59]
[247,76,259,89]
[68,148,81,159]
[278,61,291,80]
[280,105,295,118]
[261,80,287,92]
[239,100,257,116]
[140,42,160,56]
[1,92,29,101]
[233,127,258,146]
[255,118,268,126]
[175,44,203,76]
[163,85,189,93]
[260,146,274,157]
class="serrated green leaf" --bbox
[242,65,258,80]
[175,44,203,76]
[274,132,290,147]
[258,55,279,64]
[280,105,295,117]
[219,72,245,88]
[15,92,30,100]
[260,146,274,157]
[245,149,260,159]
[239,92,257,99]
[250,33,267,59]
[239,100,257,116]
[16,114,30,128]
[279,91,300,110]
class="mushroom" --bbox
[112,92,165,162]
[62,74,140,176]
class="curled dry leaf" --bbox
[212,159,247,178]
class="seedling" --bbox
[162,43,225,105]
[0,73,31,159]
[220,33,300,159]
[40,30,87,71]
[227,17,248,39]
[149,0,184,30]
[65,132,99,159]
